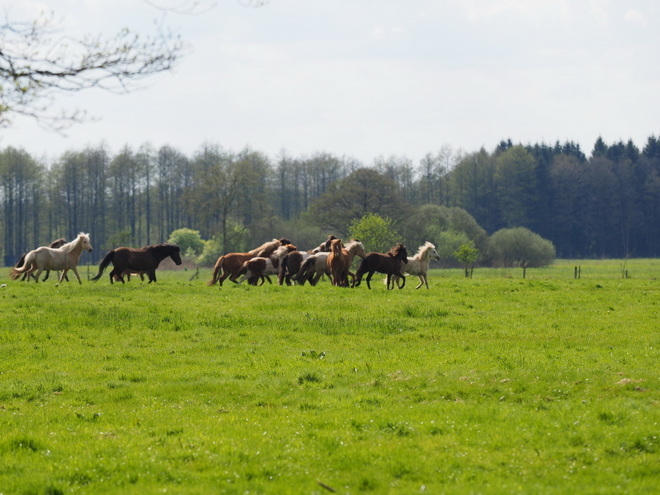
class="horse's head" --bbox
[392,243,408,264]
[422,242,441,261]
[348,239,367,259]
[169,244,183,265]
[330,238,343,256]
[80,233,93,252]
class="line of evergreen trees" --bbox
[1,135,659,266]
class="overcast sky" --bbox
[2,0,659,165]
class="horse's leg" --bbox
[398,274,406,289]
[42,270,50,282]
[68,268,83,284]
[148,270,156,283]
[417,275,426,290]
[109,268,122,284]
[33,268,43,282]
[365,271,374,289]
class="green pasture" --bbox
[0,261,659,494]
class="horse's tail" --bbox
[9,251,35,280]
[14,253,27,269]
[91,250,115,281]
[277,254,289,286]
[293,256,315,285]
[208,255,225,286]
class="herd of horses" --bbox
[8,233,441,290]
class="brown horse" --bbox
[14,238,68,282]
[327,239,349,286]
[91,243,181,284]
[236,244,297,285]
[354,243,409,290]
[207,238,291,287]
[278,235,337,286]
[294,239,365,286]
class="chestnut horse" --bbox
[91,243,181,284]
[10,233,93,284]
[327,239,367,287]
[354,243,408,290]
[207,238,291,287]
[295,239,365,286]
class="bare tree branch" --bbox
[0,11,187,132]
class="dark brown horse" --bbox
[91,243,182,284]
[354,243,409,290]
[15,238,68,282]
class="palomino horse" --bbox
[390,241,441,289]
[91,243,181,284]
[14,238,68,282]
[354,243,408,290]
[10,233,93,284]
[207,238,291,287]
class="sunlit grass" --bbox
[0,261,658,494]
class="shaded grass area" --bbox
[0,263,659,494]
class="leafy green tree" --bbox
[454,241,479,278]
[488,227,556,277]
[494,145,538,229]
[307,168,405,235]
[168,228,205,257]
[348,213,401,253]
[435,230,469,260]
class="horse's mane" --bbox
[60,233,90,253]
[273,244,296,258]
[148,243,179,254]
[387,243,406,257]
[249,239,280,256]
[413,241,436,260]
[330,238,343,256]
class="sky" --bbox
[2,0,659,166]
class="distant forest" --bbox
[2,134,660,265]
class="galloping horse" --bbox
[91,243,181,284]
[278,235,337,285]
[327,239,349,286]
[327,239,367,287]
[295,239,365,286]
[354,243,409,290]
[294,252,331,286]
[236,244,297,285]
[14,238,68,282]
[10,233,93,284]
[390,241,441,289]
[207,238,291,286]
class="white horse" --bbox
[10,233,93,284]
[391,241,440,289]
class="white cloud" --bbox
[624,9,646,27]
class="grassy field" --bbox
[0,261,659,494]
